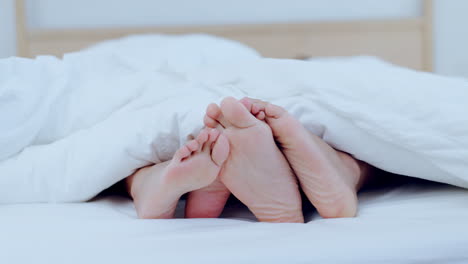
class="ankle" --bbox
[337,152,362,191]
[355,161,373,191]
[319,192,358,218]
[126,166,151,200]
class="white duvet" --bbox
[0,34,467,203]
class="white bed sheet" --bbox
[1,180,468,264]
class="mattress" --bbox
[1,178,467,264]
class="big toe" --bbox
[211,133,230,166]
[206,103,230,128]
[239,97,264,114]
[220,97,258,128]
[240,97,287,121]
[263,103,287,119]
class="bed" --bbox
[2,178,468,263]
[3,0,468,263]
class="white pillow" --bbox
[80,34,261,72]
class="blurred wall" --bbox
[0,0,16,58]
[0,0,467,78]
[433,0,468,78]
[22,0,422,27]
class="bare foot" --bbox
[126,128,229,219]
[185,178,231,218]
[240,97,370,218]
[203,97,304,223]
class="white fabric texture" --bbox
[0,34,467,203]
[1,181,468,263]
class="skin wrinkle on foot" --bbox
[194,97,304,223]
[126,128,229,219]
[239,97,370,218]
[126,97,372,222]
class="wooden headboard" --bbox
[15,0,433,71]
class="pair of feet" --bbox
[128,97,367,222]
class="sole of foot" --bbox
[239,97,363,218]
[203,97,304,223]
[130,128,229,219]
